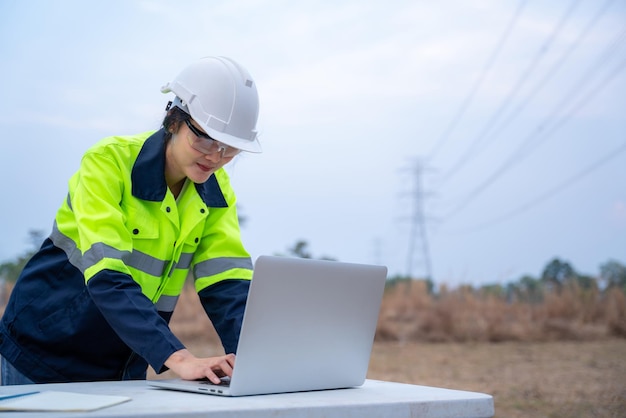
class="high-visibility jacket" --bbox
[0,129,253,383]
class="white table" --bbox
[0,379,494,417]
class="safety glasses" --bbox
[184,118,240,158]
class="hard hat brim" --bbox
[164,95,263,153]
[206,128,263,153]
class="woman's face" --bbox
[165,119,236,186]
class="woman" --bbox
[0,56,261,385]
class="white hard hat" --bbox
[161,56,261,153]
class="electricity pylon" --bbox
[404,158,433,281]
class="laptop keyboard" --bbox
[198,377,231,387]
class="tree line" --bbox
[386,257,626,302]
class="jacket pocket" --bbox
[124,205,160,240]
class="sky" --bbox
[1,0,624,287]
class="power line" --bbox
[440,0,616,186]
[445,141,626,234]
[426,0,528,161]
[437,0,583,187]
[471,0,619,161]
[514,25,626,160]
[441,31,626,221]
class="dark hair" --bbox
[162,104,189,142]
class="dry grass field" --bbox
[368,340,626,418]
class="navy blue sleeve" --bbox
[198,279,250,354]
[87,270,185,373]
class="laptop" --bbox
[150,255,387,396]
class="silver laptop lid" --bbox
[229,256,387,396]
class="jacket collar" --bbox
[131,129,228,208]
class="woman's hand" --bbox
[164,349,235,384]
